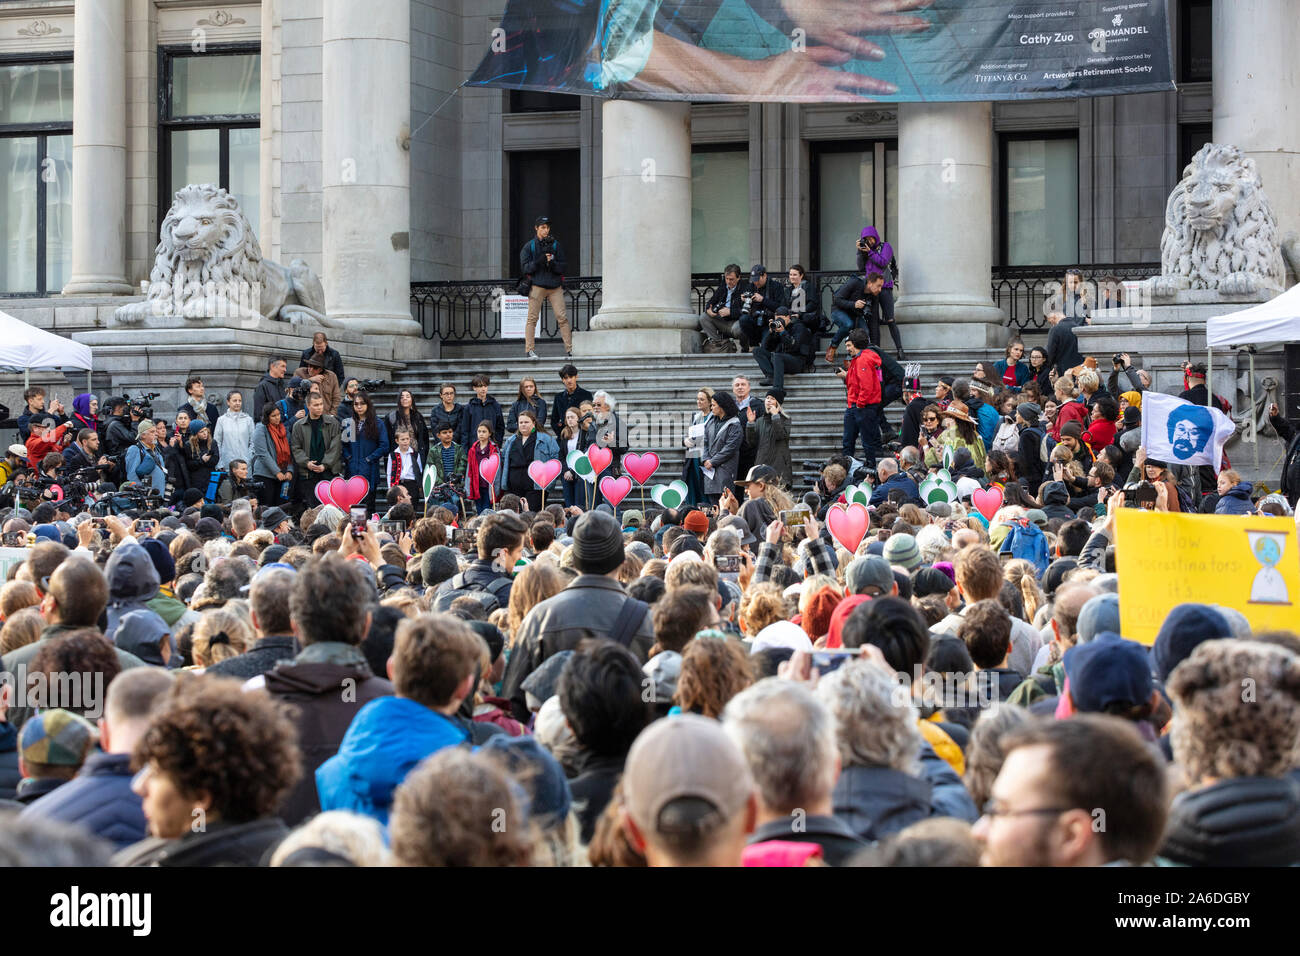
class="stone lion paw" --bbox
[1147,275,1187,299]
[1218,272,1259,296]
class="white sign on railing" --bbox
[501,295,529,339]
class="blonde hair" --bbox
[0,580,40,620]
[192,607,253,667]
[1002,559,1046,623]
[270,811,392,867]
[739,583,792,638]
[0,606,43,656]
[640,558,667,580]
[1054,377,1078,400]
[507,562,566,643]
[1075,368,1099,392]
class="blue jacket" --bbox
[831,742,978,842]
[495,430,560,496]
[344,418,391,486]
[869,472,918,507]
[1215,481,1254,515]
[20,751,146,849]
[971,399,1000,452]
[315,696,467,825]
[124,441,167,493]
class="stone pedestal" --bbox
[1214,0,1300,256]
[321,0,419,335]
[894,102,1006,349]
[62,0,132,296]
[586,100,698,352]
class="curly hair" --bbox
[1169,640,1300,783]
[738,582,791,638]
[134,676,301,822]
[815,659,921,772]
[674,636,754,719]
[963,705,1033,809]
[391,748,532,867]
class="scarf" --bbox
[269,420,291,470]
[309,416,325,464]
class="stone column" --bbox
[62,0,133,295]
[894,102,1005,348]
[580,100,699,355]
[321,0,419,334]
[1213,0,1300,257]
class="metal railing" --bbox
[411,263,1160,342]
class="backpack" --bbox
[205,469,226,504]
[991,420,1020,455]
[432,572,513,614]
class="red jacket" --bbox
[26,423,69,468]
[1050,400,1089,441]
[1082,418,1117,454]
[845,349,882,407]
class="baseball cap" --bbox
[717,514,755,547]
[7,444,27,458]
[534,215,551,226]
[622,509,645,529]
[1063,632,1153,714]
[20,709,95,767]
[736,464,779,487]
[622,714,754,836]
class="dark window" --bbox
[0,58,73,295]
[1179,0,1212,83]
[509,150,580,275]
[692,144,748,274]
[999,132,1079,267]
[158,46,260,228]
[1178,123,1213,177]
[810,139,897,272]
[509,90,581,113]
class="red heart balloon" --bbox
[478,453,500,485]
[528,459,562,487]
[329,476,351,509]
[586,446,613,476]
[826,503,869,554]
[599,475,632,508]
[622,452,660,486]
[344,475,369,509]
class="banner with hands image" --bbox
[469,0,1174,103]
[1139,392,1236,471]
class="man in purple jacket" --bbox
[857,226,904,359]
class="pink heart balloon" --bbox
[599,475,632,508]
[826,503,869,555]
[622,452,660,486]
[972,486,1004,523]
[528,459,562,488]
[332,476,353,509]
[345,475,370,509]
[315,481,336,508]
[586,446,613,476]
[478,453,500,485]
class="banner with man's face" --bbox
[1140,391,1236,471]
[467,0,1175,103]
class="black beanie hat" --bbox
[571,511,625,575]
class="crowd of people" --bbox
[1,226,1300,868]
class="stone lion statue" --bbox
[115,184,341,326]
[1146,143,1286,299]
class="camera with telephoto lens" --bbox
[1112,353,1125,369]
[740,291,754,316]
[538,236,556,256]
[125,391,161,419]
[358,378,387,393]
[1121,481,1158,509]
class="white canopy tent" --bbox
[1206,282,1300,348]
[0,310,93,389]
[1204,284,1300,470]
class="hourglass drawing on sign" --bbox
[1246,528,1291,605]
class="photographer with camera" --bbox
[519,215,573,359]
[701,264,748,352]
[857,227,903,358]
[752,308,809,392]
[124,420,168,496]
[61,428,113,479]
[1107,352,1150,398]
[15,386,66,441]
[785,265,823,366]
[24,417,71,469]
[736,264,787,351]
[100,397,136,462]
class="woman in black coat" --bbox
[184,420,220,501]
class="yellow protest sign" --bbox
[1116,510,1300,645]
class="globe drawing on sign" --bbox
[1246,529,1290,605]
